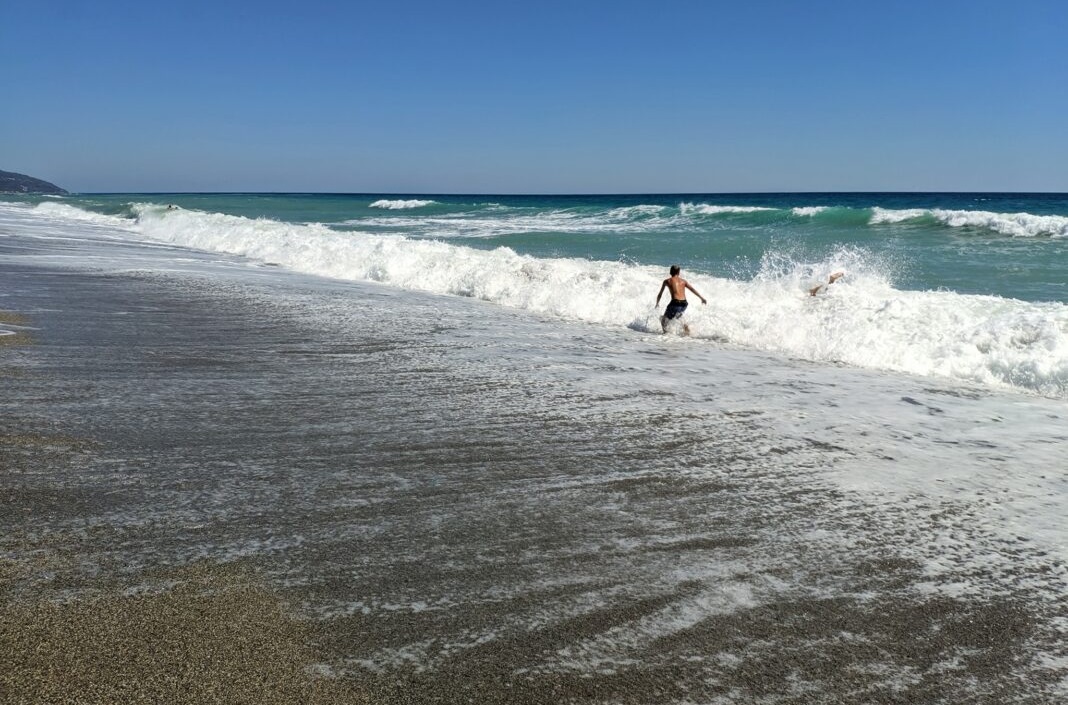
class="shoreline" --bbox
[3,229,1067,702]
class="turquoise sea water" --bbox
[16,192,1068,303]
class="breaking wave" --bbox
[369,199,438,209]
[870,208,1068,238]
[22,201,1068,398]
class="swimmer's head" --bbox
[670,265,680,276]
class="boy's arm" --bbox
[810,272,845,296]
[686,281,707,304]
[655,280,668,306]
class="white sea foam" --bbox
[791,206,828,216]
[369,199,438,209]
[932,209,1068,238]
[679,203,777,215]
[871,207,1068,237]
[869,207,929,224]
[20,201,1068,397]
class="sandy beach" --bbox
[3,223,1067,704]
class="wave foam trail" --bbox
[347,203,1068,240]
[679,203,776,215]
[352,205,683,238]
[28,202,1068,398]
[369,199,438,209]
[606,204,669,218]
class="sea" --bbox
[2,192,1067,700]
[6,192,1068,396]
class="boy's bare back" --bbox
[664,275,690,300]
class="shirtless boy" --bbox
[655,265,707,334]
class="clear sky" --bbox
[2,0,1066,193]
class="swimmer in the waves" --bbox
[809,271,844,296]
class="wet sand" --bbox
[2,244,1067,703]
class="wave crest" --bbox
[679,203,777,215]
[369,199,438,209]
[791,206,828,216]
[871,208,1068,237]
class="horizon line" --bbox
[67,190,1068,197]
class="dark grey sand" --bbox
[2,241,1067,703]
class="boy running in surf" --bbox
[656,265,706,334]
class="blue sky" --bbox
[2,0,1066,193]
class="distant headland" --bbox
[0,169,68,195]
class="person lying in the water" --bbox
[656,265,706,334]
[809,271,844,296]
